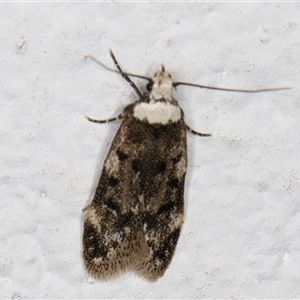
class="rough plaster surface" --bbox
[1,2,299,299]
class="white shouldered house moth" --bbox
[82,49,289,281]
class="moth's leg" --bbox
[185,124,212,137]
[108,48,143,99]
[82,204,90,212]
[84,112,123,123]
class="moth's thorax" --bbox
[133,69,181,125]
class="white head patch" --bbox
[150,69,173,101]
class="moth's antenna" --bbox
[85,54,151,82]
[173,81,291,93]
[85,54,291,93]
[106,49,145,98]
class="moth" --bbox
[82,49,288,281]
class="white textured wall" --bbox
[1,2,299,298]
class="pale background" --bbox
[1,2,299,299]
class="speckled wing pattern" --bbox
[83,104,187,281]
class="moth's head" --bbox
[148,64,173,101]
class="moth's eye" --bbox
[168,74,172,79]
[146,81,153,91]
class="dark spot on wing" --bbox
[157,161,166,174]
[152,228,180,261]
[171,152,182,164]
[167,177,179,188]
[83,223,108,259]
[157,201,174,215]
[143,211,158,230]
[117,211,134,229]
[108,176,119,187]
[116,148,129,161]
[105,198,120,214]
[132,159,142,173]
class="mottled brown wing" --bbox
[83,115,187,281]
[132,119,187,281]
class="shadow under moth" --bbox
[82,49,288,281]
